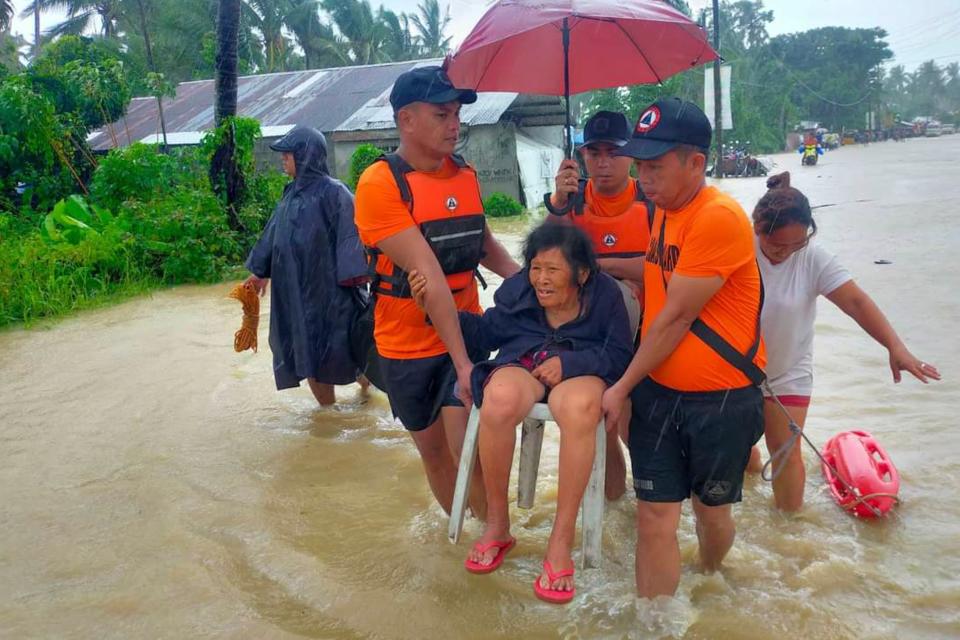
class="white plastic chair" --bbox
[447,402,607,569]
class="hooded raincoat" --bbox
[245,127,368,389]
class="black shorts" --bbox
[379,353,464,431]
[628,378,764,506]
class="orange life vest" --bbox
[569,180,655,258]
[366,153,486,298]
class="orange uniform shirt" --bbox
[569,180,651,258]
[354,157,482,360]
[642,186,766,391]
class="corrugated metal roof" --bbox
[87,59,446,151]
[334,90,520,132]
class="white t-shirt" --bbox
[757,238,852,396]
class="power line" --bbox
[773,57,875,108]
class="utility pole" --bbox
[712,0,723,178]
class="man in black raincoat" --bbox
[245,126,368,406]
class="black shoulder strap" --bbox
[635,179,656,230]
[450,153,469,169]
[656,214,766,386]
[380,153,415,210]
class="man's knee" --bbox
[692,498,733,529]
[636,501,681,540]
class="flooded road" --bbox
[2,136,958,639]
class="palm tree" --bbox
[285,0,351,69]
[215,0,240,123]
[20,0,122,38]
[381,9,417,62]
[322,0,390,65]
[1,0,13,31]
[244,0,293,72]
[410,0,449,57]
[0,27,26,70]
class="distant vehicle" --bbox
[942,124,956,135]
[925,122,942,137]
[822,133,840,150]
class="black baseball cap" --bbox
[616,98,712,160]
[579,111,630,149]
[389,65,478,112]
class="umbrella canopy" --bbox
[445,0,718,96]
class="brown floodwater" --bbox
[1,136,958,639]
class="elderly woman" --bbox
[245,126,368,406]
[411,223,632,604]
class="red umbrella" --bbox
[445,0,718,155]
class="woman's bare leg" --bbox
[467,368,544,567]
[539,376,605,593]
[763,401,810,512]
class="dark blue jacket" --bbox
[460,270,633,406]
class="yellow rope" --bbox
[228,282,260,353]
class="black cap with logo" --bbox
[389,65,478,112]
[579,110,630,149]
[616,98,712,160]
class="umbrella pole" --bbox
[562,17,572,159]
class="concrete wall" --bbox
[457,124,520,202]
[330,124,522,202]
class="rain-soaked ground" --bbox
[1,135,958,639]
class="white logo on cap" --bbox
[603,233,617,247]
[446,196,458,211]
[635,106,661,133]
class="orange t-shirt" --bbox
[354,157,482,360]
[568,180,651,258]
[642,186,766,391]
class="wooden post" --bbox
[712,0,723,178]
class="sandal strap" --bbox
[472,538,514,554]
[543,559,575,582]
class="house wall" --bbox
[329,124,523,202]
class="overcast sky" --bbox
[10,0,960,71]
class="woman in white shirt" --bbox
[748,172,940,511]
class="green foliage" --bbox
[29,36,131,134]
[200,115,261,178]
[483,192,524,218]
[40,194,115,244]
[89,143,206,211]
[0,221,151,326]
[347,143,384,190]
[0,76,77,212]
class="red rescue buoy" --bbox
[821,430,900,518]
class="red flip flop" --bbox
[464,537,516,574]
[533,559,575,604]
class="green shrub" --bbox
[483,192,524,218]
[120,188,243,284]
[89,143,207,212]
[347,143,384,190]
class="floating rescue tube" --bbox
[821,430,900,518]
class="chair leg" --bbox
[517,418,545,509]
[580,419,607,569]
[448,405,481,544]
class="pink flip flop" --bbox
[533,559,575,604]
[464,537,516,574]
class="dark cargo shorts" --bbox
[628,378,764,506]
[379,352,463,431]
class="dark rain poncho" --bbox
[245,127,368,389]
